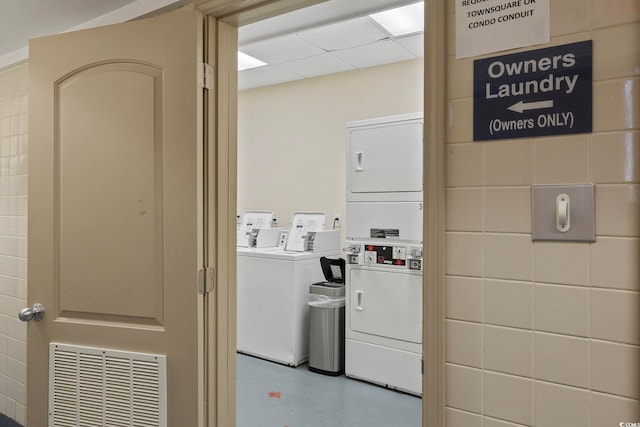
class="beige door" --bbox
[27,10,208,427]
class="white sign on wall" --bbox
[456,0,550,59]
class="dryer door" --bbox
[348,122,423,195]
[349,268,422,344]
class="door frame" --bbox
[198,0,446,425]
[422,1,447,425]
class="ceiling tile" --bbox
[240,34,325,65]
[298,17,389,51]
[331,39,416,69]
[396,33,424,57]
[277,53,355,78]
[239,0,422,44]
[238,65,304,91]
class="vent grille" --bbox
[49,343,166,427]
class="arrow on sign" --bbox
[508,100,554,114]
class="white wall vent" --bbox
[49,343,167,427]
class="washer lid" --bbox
[284,211,326,252]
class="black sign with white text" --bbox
[473,40,592,141]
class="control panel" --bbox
[346,242,422,271]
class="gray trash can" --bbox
[308,257,346,376]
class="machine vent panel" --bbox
[49,343,167,427]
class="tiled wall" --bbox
[0,63,28,425]
[2,2,638,425]
[445,0,640,426]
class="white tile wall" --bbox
[446,232,484,277]
[590,0,640,28]
[591,131,640,184]
[445,276,483,322]
[483,279,532,329]
[484,326,532,377]
[483,418,528,427]
[446,364,483,414]
[595,184,640,236]
[446,188,483,231]
[446,320,483,368]
[533,242,590,286]
[484,372,533,425]
[484,187,530,233]
[533,381,590,427]
[591,340,640,399]
[533,332,590,388]
[591,392,640,426]
[550,0,590,36]
[591,289,640,345]
[446,407,483,427]
[484,234,533,282]
[485,140,533,186]
[534,135,590,184]
[445,1,640,425]
[533,284,589,337]
[0,63,27,426]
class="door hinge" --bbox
[197,267,216,294]
[198,62,215,90]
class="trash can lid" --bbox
[309,282,345,297]
[319,257,345,284]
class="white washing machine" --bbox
[236,212,339,366]
[237,248,339,366]
[237,210,278,247]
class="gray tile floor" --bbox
[237,354,422,427]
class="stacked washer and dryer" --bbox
[344,113,424,396]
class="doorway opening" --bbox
[235,1,424,425]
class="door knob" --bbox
[18,303,44,322]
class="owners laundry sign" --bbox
[474,41,592,141]
[456,0,550,59]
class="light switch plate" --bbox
[532,184,596,242]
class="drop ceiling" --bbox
[0,0,423,90]
[238,0,424,90]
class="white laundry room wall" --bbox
[237,58,424,232]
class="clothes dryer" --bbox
[345,241,423,395]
